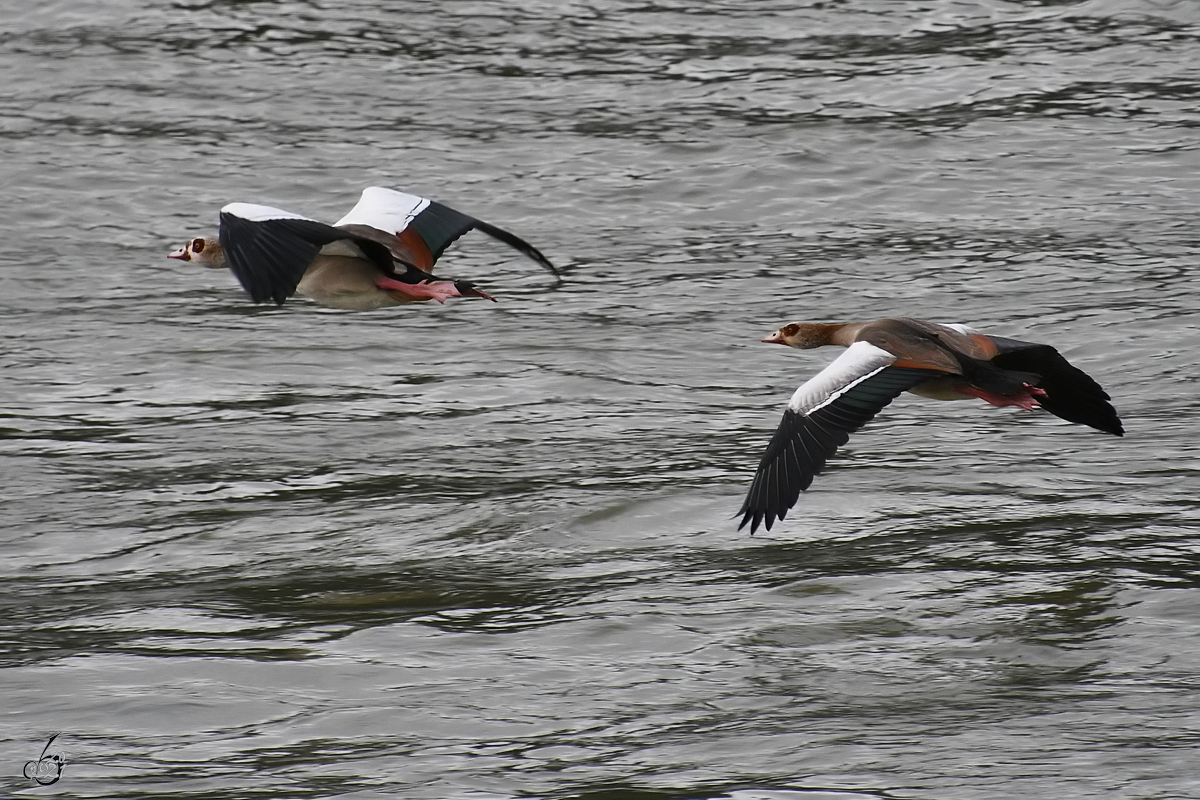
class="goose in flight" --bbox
[169,186,558,309]
[738,318,1123,533]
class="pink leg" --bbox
[961,383,1047,411]
[375,276,462,304]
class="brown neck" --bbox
[825,321,870,347]
[786,322,853,348]
[200,243,228,269]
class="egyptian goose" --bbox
[738,318,1123,533]
[168,187,558,309]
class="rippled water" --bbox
[3,1,1200,797]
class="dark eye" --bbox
[192,238,205,252]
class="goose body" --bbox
[169,187,557,309]
[738,318,1123,533]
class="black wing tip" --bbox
[1093,408,1124,436]
[737,409,809,535]
[1032,395,1125,436]
[1045,405,1125,437]
[736,508,773,535]
[238,286,288,305]
[734,367,941,535]
[472,220,560,279]
[738,506,786,534]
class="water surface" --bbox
[2,1,1200,798]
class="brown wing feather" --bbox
[854,319,965,373]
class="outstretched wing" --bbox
[738,342,945,533]
[335,187,558,277]
[986,336,1123,436]
[218,203,395,305]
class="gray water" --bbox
[2,1,1200,798]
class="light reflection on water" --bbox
[2,0,1200,798]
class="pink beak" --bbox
[761,331,785,344]
[167,247,190,261]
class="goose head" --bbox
[168,237,227,269]
[762,322,836,349]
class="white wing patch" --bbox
[221,202,314,222]
[334,187,431,234]
[786,341,896,415]
[941,323,980,335]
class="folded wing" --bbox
[335,187,558,277]
[738,342,946,533]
